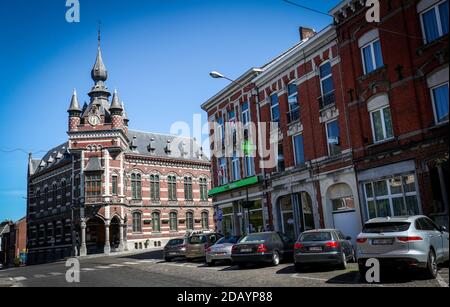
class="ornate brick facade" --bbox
[26,40,212,264]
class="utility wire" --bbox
[282,0,333,17]
[0,148,48,155]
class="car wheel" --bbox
[294,263,303,272]
[339,252,348,270]
[272,251,280,266]
[165,257,172,262]
[425,250,438,279]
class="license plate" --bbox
[241,248,252,253]
[309,247,323,252]
[372,239,393,245]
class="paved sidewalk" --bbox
[0,277,14,288]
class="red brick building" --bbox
[202,0,448,242]
[330,0,448,227]
[26,39,212,264]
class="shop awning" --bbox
[208,176,260,197]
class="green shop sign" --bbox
[208,176,260,197]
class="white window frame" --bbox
[244,154,255,177]
[360,39,383,75]
[270,94,280,122]
[419,0,448,44]
[364,174,421,219]
[232,153,241,182]
[325,120,340,156]
[319,61,333,97]
[430,82,449,124]
[370,106,394,143]
[241,101,250,126]
[292,134,305,166]
[287,83,299,112]
[218,157,228,186]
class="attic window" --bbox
[165,140,172,154]
[147,138,156,153]
[130,136,138,150]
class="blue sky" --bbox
[0,0,339,221]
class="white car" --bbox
[357,216,449,279]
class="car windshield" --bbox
[300,232,332,242]
[363,222,411,233]
[239,233,270,244]
[216,236,240,244]
[188,235,207,244]
[167,239,184,246]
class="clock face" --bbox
[88,115,101,126]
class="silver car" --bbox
[357,216,449,279]
[206,236,241,266]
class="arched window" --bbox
[169,212,178,231]
[152,212,161,232]
[168,176,177,201]
[111,175,118,196]
[199,178,208,201]
[150,174,160,201]
[36,188,41,211]
[186,212,194,231]
[61,180,67,206]
[52,183,58,207]
[43,187,49,210]
[184,177,193,201]
[132,212,142,233]
[131,173,142,200]
[201,211,209,230]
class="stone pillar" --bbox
[80,221,87,257]
[104,220,111,255]
[118,223,125,252]
[123,223,129,251]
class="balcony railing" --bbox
[287,108,300,124]
[318,90,336,109]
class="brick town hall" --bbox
[26,38,213,264]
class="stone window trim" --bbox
[357,29,380,49]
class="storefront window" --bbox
[364,173,420,219]
[220,206,234,236]
[279,196,295,240]
[248,200,264,234]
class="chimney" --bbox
[299,27,316,41]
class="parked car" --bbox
[185,233,223,261]
[163,238,188,262]
[294,229,355,271]
[357,216,449,279]
[231,232,294,268]
[206,235,241,266]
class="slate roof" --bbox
[126,130,208,162]
[30,142,70,175]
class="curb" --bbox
[76,248,163,260]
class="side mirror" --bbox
[439,225,448,232]
[346,236,352,241]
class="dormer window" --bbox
[147,138,156,153]
[165,140,172,154]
